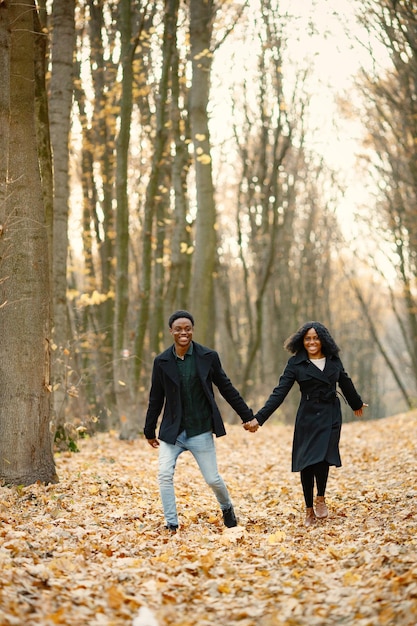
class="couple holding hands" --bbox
[144,311,366,531]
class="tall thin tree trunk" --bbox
[88,0,117,425]
[114,0,136,438]
[33,4,53,281]
[188,0,217,345]
[164,50,192,315]
[49,0,75,433]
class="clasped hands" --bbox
[243,417,260,433]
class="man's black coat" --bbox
[144,341,253,444]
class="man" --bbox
[144,310,253,532]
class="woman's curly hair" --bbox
[284,321,340,357]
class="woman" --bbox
[244,322,366,527]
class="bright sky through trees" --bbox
[210,0,391,247]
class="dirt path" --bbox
[1,412,416,625]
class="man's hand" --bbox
[147,438,160,448]
[243,418,259,433]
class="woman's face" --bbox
[303,327,324,359]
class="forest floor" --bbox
[1,412,417,626]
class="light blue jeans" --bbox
[158,430,232,526]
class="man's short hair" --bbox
[168,310,195,328]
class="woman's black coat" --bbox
[144,341,253,444]
[256,350,363,472]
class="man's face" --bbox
[170,317,194,350]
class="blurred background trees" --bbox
[52,0,417,432]
[2,0,417,462]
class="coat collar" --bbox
[158,342,212,384]
[159,341,209,361]
[293,349,339,384]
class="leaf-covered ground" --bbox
[1,412,417,626]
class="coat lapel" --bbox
[294,349,338,384]
[159,348,180,385]
[193,342,212,380]
[306,360,332,384]
[158,341,212,385]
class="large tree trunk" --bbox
[188,0,217,346]
[0,0,57,485]
[0,1,9,210]
[49,0,75,435]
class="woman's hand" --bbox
[243,418,260,433]
[354,403,368,417]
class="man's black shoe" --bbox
[222,505,237,528]
[165,523,178,532]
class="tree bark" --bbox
[164,45,193,316]
[0,0,57,485]
[114,0,136,439]
[49,0,75,434]
[0,0,9,214]
[188,0,217,345]
[88,0,116,420]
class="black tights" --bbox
[300,461,329,508]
